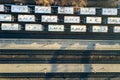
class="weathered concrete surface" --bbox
[0,39,120,50]
[0,64,119,73]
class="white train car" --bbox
[0,14,13,21]
[102,8,117,15]
[1,23,21,30]
[107,17,120,24]
[64,16,80,23]
[48,25,64,32]
[0,5,5,12]
[58,7,74,14]
[80,7,96,15]
[35,6,51,13]
[114,26,120,33]
[92,25,108,32]
[86,17,102,24]
[41,15,58,23]
[25,24,43,31]
[11,5,30,13]
[18,15,35,22]
[71,25,86,32]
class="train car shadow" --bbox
[44,41,96,80]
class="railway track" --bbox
[1,50,120,55]
[0,50,120,63]
[0,72,119,78]
[0,32,120,40]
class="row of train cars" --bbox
[0,4,120,16]
[0,23,120,33]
